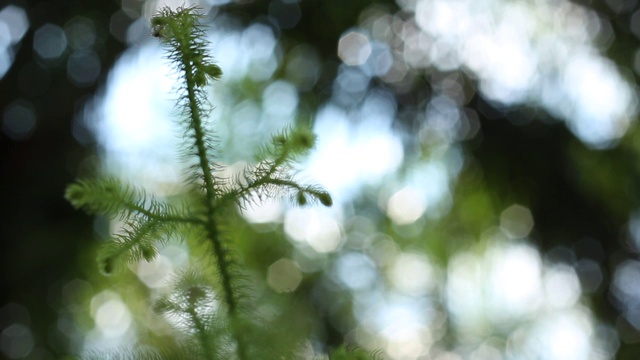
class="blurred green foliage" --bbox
[4,0,640,359]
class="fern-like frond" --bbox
[152,7,222,87]
[219,127,332,209]
[154,269,231,360]
[67,6,336,359]
[154,269,217,317]
[151,12,250,355]
[97,218,182,274]
[66,178,151,219]
[152,6,224,195]
[65,178,198,225]
[234,174,332,209]
[258,126,318,167]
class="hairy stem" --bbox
[186,306,215,360]
[183,58,237,313]
[181,57,246,359]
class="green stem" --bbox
[120,198,203,225]
[183,59,236,311]
[232,157,288,200]
[186,306,215,360]
[112,191,201,225]
[182,58,247,359]
[100,219,158,274]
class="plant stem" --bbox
[182,59,247,359]
[186,306,216,360]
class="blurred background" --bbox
[3,0,640,358]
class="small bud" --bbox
[100,257,114,275]
[153,299,170,314]
[290,129,315,150]
[204,64,222,79]
[141,245,156,262]
[150,17,169,38]
[318,192,333,207]
[64,184,86,207]
[187,286,206,304]
[103,183,117,194]
[151,25,164,38]
[296,191,307,206]
[273,134,286,145]
[194,70,208,87]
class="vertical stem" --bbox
[182,60,247,359]
[187,306,216,360]
[183,59,237,314]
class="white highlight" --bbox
[406,0,638,148]
[90,291,132,338]
[387,187,427,225]
[285,208,343,253]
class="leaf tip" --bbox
[318,192,333,207]
[64,183,86,208]
[291,129,316,150]
[141,245,157,262]
[296,191,308,206]
[100,256,115,275]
